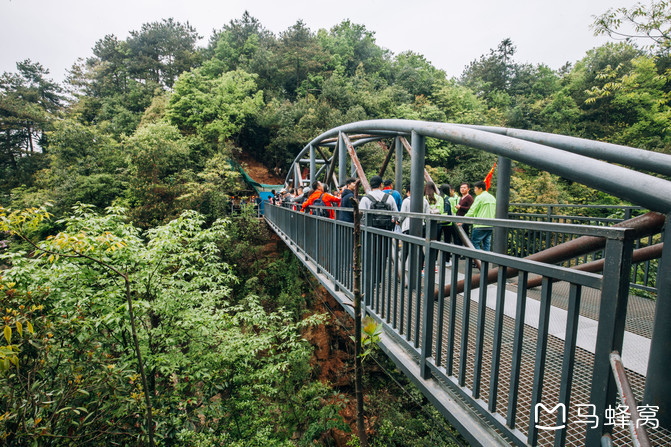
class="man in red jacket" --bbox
[301,181,341,219]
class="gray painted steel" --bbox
[644,214,671,426]
[461,124,671,177]
[270,118,671,446]
[494,156,511,254]
[394,136,403,196]
[284,119,671,213]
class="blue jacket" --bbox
[338,188,355,222]
[383,188,402,210]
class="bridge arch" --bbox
[284,119,671,213]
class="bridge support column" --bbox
[309,144,315,185]
[409,131,425,235]
[493,156,511,255]
[644,213,671,428]
[421,219,438,379]
[409,131,426,324]
[395,136,403,193]
[339,132,347,186]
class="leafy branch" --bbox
[0,206,155,446]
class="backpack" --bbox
[441,196,453,225]
[365,193,394,230]
[312,193,331,218]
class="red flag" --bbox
[484,162,497,191]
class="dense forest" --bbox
[2,3,671,445]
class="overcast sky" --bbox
[1,0,637,83]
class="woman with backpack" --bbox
[300,180,341,219]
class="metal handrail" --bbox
[264,203,647,446]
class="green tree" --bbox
[592,0,671,54]
[431,80,490,123]
[391,51,447,98]
[317,20,390,80]
[166,68,264,145]
[126,18,202,89]
[460,38,517,103]
[564,43,643,139]
[0,60,62,188]
[278,20,325,99]
[204,12,280,93]
[125,122,191,227]
[0,205,329,445]
[585,55,671,150]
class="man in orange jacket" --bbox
[301,180,341,219]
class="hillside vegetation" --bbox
[1,4,671,445]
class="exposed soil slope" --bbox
[237,152,285,186]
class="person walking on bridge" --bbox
[359,175,399,227]
[337,178,357,222]
[301,181,341,219]
[464,180,496,251]
[456,182,474,239]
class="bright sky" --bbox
[1,0,637,83]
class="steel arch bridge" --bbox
[263,119,671,446]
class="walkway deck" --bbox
[432,261,670,446]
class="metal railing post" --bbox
[493,156,510,255]
[395,136,403,195]
[586,230,635,446]
[339,132,347,186]
[309,144,315,184]
[409,132,425,300]
[420,219,438,379]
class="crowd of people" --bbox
[266,175,497,251]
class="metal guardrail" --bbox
[264,203,640,446]
[507,204,658,294]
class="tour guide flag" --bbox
[484,162,497,191]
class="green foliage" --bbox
[126,19,202,89]
[317,20,390,80]
[0,60,63,189]
[431,80,489,124]
[0,205,329,445]
[510,171,569,206]
[124,122,191,227]
[391,51,447,98]
[585,55,671,150]
[592,1,671,54]
[167,68,264,144]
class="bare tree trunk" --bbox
[351,185,369,447]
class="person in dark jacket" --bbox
[337,177,357,222]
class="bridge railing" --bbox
[264,203,640,447]
[507,203,657,294]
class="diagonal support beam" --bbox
[342,133,371,193]
[378,139,394,178]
